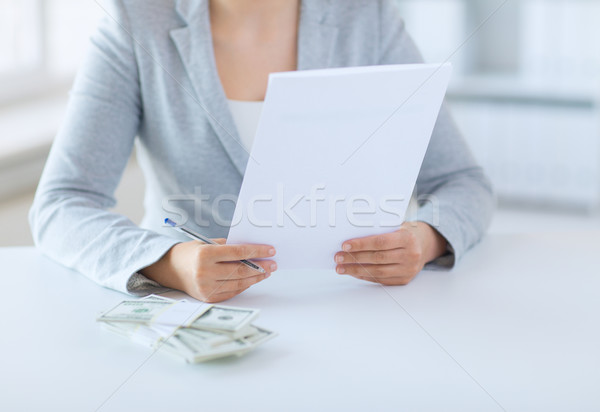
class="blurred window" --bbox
[0,0,43,77]
[397,0,600,82]
[0,0,102,103]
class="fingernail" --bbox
[343,244,351,252]
[336,255,344,263]
[268,248,276,256]
[337,266,345,274]
[270,263,277,271]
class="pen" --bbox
[164,218,266,274]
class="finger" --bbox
[206,243,276,262]
[342,229,415,253]
[336,263,401,279]
[255,260,278,273]
[215,271,271,293]
[214,260,277,280]
[212,238,227,245]
[351,275,413,286]
[335,249,405,265]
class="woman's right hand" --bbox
[141,240,277,303]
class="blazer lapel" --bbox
[169,0,339,176]
[170,0,249,175]
[297,0,339,71]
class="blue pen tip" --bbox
[164,218,176,227]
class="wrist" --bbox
[140,243,187,292]
[415,222,448,264]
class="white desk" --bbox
[1,232,599,411]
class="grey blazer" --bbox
[29,0,494,295]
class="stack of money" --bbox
[97,295,276,363]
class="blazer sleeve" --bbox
[377,0,495,268]
[29,0,179,294]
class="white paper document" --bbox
[227,63,452,269]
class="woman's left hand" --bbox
[334,221,448,286]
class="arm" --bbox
[29,0,278,300]
[29,0,181,294]
[334,0,494,283]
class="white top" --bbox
[227,99,264,151]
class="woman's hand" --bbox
[334,222,447,286]
[141,240,277,303]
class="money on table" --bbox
[97,295,276,363]
[98,300,175,323]
[189,306,260,332]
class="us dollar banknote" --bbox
[97,296,276,363]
